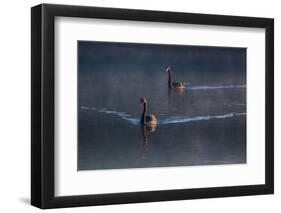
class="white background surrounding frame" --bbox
[55,17,265,196]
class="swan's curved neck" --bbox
[141,102,147,124]
[168,70,173,88]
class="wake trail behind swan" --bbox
[81,106,246,126]
[188,85,246,90]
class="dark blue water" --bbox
[78,41,246,170]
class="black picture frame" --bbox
[31,3,274,209]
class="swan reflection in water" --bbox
[140,123,157,159]
[165,84,186,114]
[174,87,185,95]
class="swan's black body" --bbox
[165,66,185,89]
[139,97,157,126]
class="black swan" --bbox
[139,97,157,126]
[165,66,185,89]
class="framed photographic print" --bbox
[31,3,274,209]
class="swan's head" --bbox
[139,97,147,105]
[165,66,171,72]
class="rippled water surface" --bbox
[78,41,246,170]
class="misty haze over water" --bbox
[78,41,246,170]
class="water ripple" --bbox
[188,85,246,90]
[81,106,246,126]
